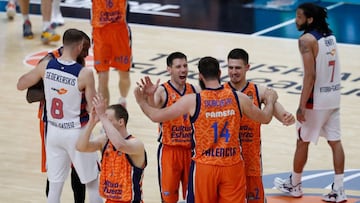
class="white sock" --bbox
[333,174,344,190]
[43,21,51,31]
[291,171,302,186]
[51,0,60,21]
[23,14,29,22]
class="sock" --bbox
[51,0,61,22]
[23,14,29,22]
[333,174,344,190]
[43,21,51,31]
[291,171,302,186]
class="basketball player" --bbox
[17,28,102,203]
[141,52,200,203]
[135,56,278,203]
[273,3,347,202]
[92,0,132,106]
[224,48,295,202]
[76,94,147,203]
[24,30,91,202]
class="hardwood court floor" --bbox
[0,13,359,202]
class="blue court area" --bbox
[0,0,359,45]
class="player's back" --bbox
[308,30,341,109]
[44,58,88,129]
[191,86,243,166]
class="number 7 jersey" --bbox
[306,30,341,109]
[44,59,89,129]
[190,86,243,166]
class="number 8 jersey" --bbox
[44,58,89,129]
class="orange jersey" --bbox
[158,81,196,148]
[100,136,147,202]
[190,86,243,166]
[224,82,262,176]
[239,82,262,176]
[92,0,128,28]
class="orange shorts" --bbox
[246,176,265,202]
[38,101,47,173]
[93,23,132,72]
[158,144,192,203]
[187,161,246,203]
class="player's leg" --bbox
[41,0,60,44]
[18,0,34,39]
[71,166,86,203]
[93,26,111,105]
[158,145,181,203]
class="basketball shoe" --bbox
[41,26,60,44]
[23,20,34,39]
[6,1,16,20]
[274,175,303,197]
[322,183,347,203]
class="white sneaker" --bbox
[6,1,16,20]
[322,183,347,203]
[274,175,303,197]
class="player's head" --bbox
[227,48,250,85]
[63,28,85,58]
[76,30,91,66]
[166,52,188,86]
[198,56,220,89]
[107,104,129,127]
[296,3,332,34]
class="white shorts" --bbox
[46,124,99,183]
[296,108,341,144]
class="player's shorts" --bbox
[158,144,192,203]
[296,108,340,144]
[246,176,265,203]
[93,23,132,72]
[187,161,246,203]
[46,124,99,183]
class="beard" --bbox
[297,22,308,31]
[199,79,206,90]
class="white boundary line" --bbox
[251,2,345,36]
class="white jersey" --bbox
[44,58,88,129]
[307,31,341,109]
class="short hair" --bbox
[166,52,187,67]
[107,104,129,126]
[297,3,332,34]
[227,48,249,64]
[62,28,84,46]
[79,30,91,44]
[198,56,220,80]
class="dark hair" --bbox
[62,28,84,46]
[198,56,220,80]
[79,30,91,44]
[227,48,249,64]
[107,104,129,126]
[297,3,332,34]
[166,52,187,67]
